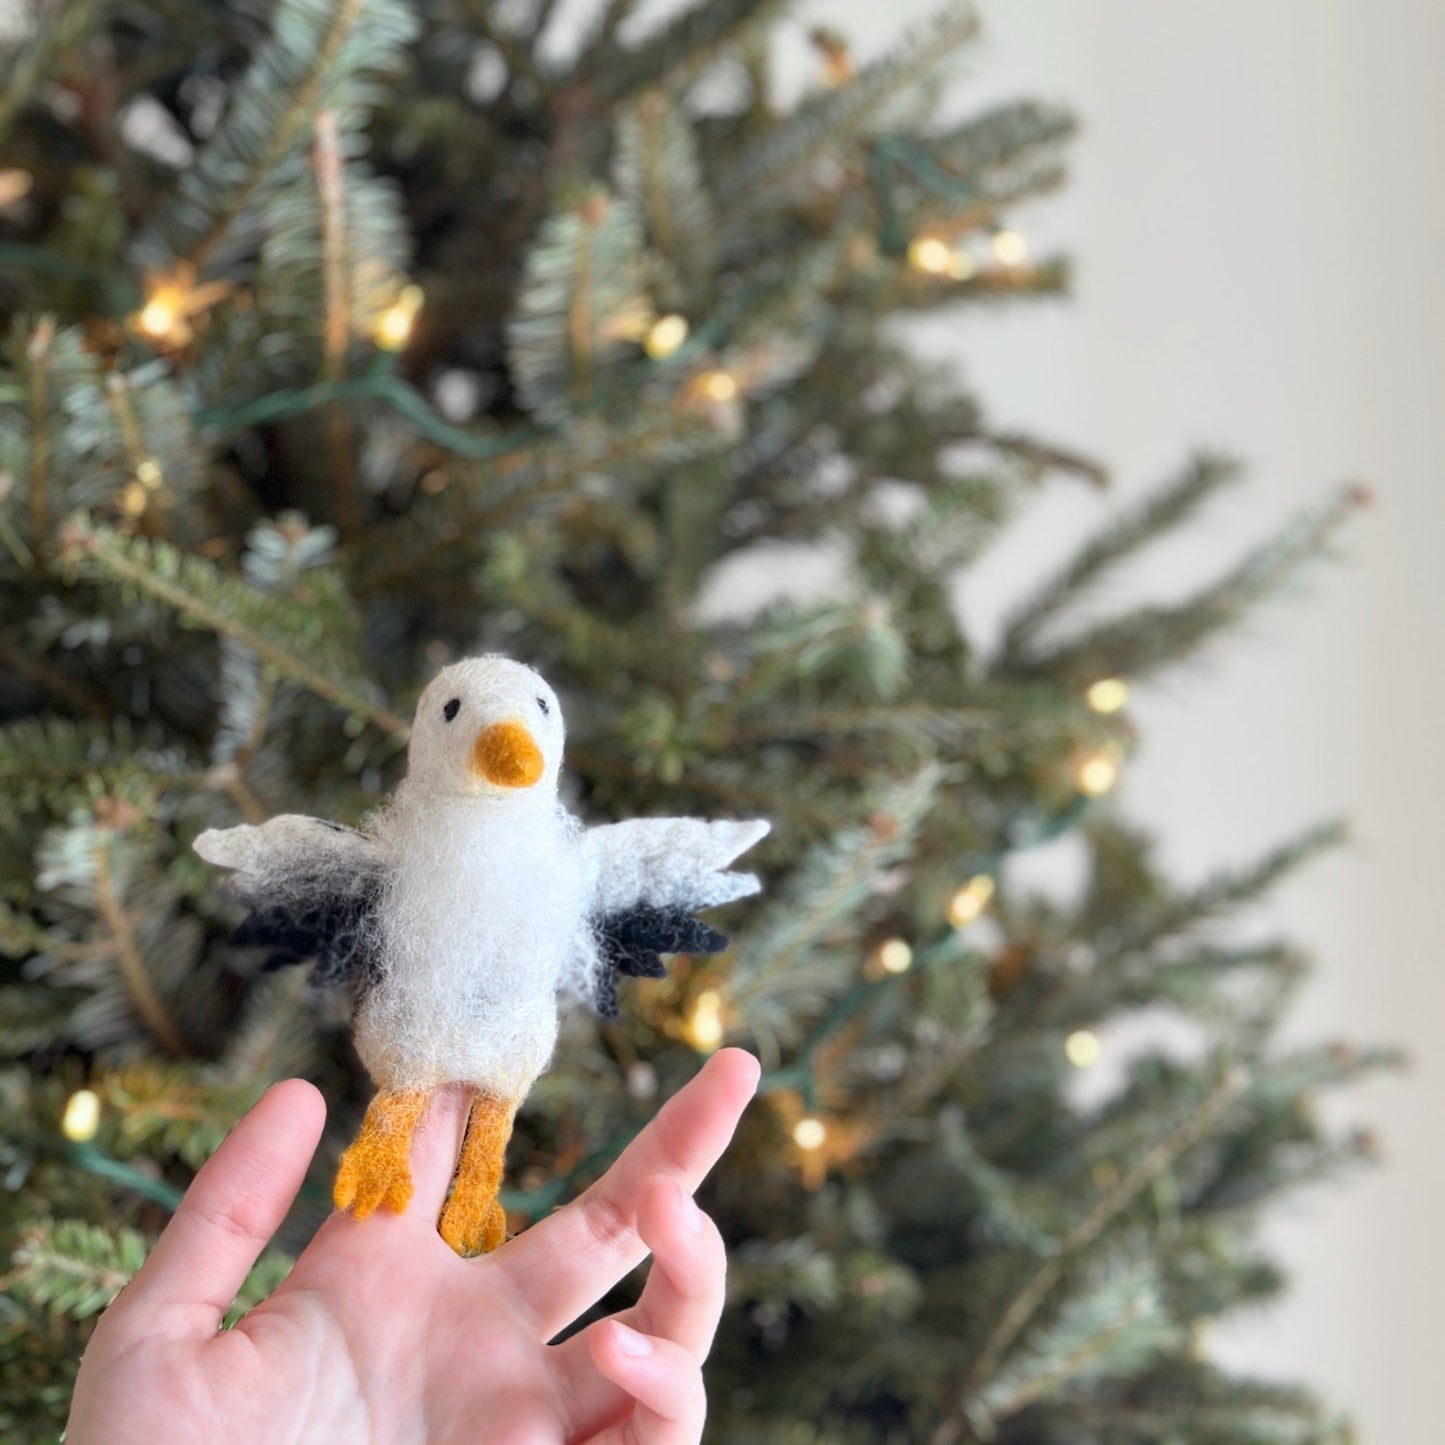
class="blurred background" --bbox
[3,0,1439,1436]
[820,2,1443,1437]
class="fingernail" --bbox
[615,1323,654,1358]
[676,1180,703,1234]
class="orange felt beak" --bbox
[469,720,544,788]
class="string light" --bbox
[991,228,1029,266]
[907,234,953,276]
[877,937,913,974]
[61,1088,101,1142]
[374,283,424,350]
[947,248,975,281]
[129,266,232,348]
[947,874,996,928]
[792,1116,826,1151]
[685,989,725,1051]
[698,369,738,403]
[1065,1029,1102,1068]
[0,169,32,211]
[810,27,854,87]
[1077,751,1120,798]
[645,313,689,360]
[135,458,162,489]
[1086,677,1129,714]
[121,481,149,517]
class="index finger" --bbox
[103,1079,325,1341]
[493,1048,758,1340]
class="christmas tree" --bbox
[0,2,1394,1440]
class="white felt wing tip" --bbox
[712,870,763,904]
[695,818,771,869]
[720,818,771,853]
[193,825,259,871]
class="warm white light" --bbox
[645,313,689,359]
[1065,1030,1102,1068]
[375,284,424,350]
[130,268,231,347]
[62,1088,101,1142]
[1086,678,1129,714]
[138,298,177,339]
[686,989,725,1051]
[947,875,996,928]
[991,228,1028,266]
[793,1117,826,1150]
[699,370,738,403]
[878,938,913,974]
[135,458,162,489]
[907,235,952,275]
[947,249,975,281]
[1078,754,1119,797]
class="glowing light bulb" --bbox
[130,268,232,347]
[1065,1029,1102,1068]
[907,235,952,276]
[135,458,162,489]
[375,284,424,350]
[62,1088,101,1142]
[793,1117,826,1150]
[686,989,725,1051]
[1077,753,1119,798]
[1086,678,1129,714]
[947,874,996,928]
[138,297,177,340]
[991,228,1028,266]
[121,481,149,517]
[699,370,738,403]
[877,938,913,974]
[947,248,975,281]
[645,313,689,359]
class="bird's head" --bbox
[405,656,564,800]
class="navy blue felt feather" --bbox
[589,906,728,1020]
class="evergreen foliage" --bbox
[0,2,1389,1441]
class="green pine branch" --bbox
[57,516,406,736]
[7,1219,148,1321]
[956,1070,1245,1417]
[615,91,718,295]
[1012,484,1365,687]
[131,0,417,273]
[731,767,941,1056]
[506,188,649,423]
[997,452,1243,667]
[0,0,108,148]
[589,0,785,104]
[718,2,980,211]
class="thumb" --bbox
[104,1079,325,1340]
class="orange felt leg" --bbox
[438,1091,517,1257]
[334,1088,432,1218]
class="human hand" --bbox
[67,1048,760,1444]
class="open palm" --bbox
[68,1049,760,1444]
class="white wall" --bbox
[814,1,1443,1437]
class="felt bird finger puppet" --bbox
[194,656,768,1255]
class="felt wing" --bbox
[581,818,770,1019]
[194,815,386,987]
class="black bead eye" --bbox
[536,696,550,716]
[442,698,461,722]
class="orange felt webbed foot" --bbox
[438,1091,516,1257]
[334,1088,432,1218]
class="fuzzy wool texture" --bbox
[195,655,769,1105]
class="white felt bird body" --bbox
[195,656,768,1254]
